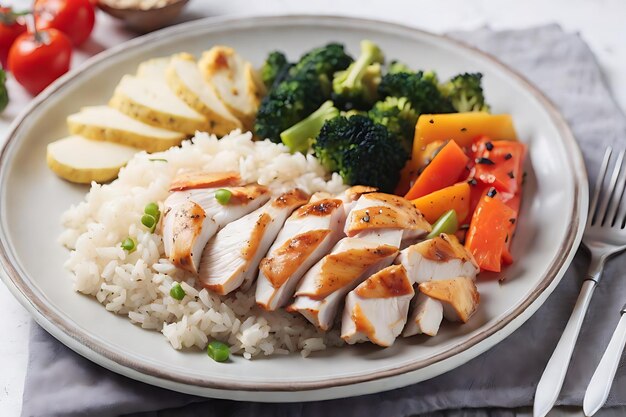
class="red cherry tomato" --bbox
[34,0,95,46]
[0,7,27,68]
[8,28,73,95]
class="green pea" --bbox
[170,283,186,300]
[144,202,159,218]
[141,214,157,232]
[121,237,136,253]
[427,209,459,239]
[207,340,230,362]
[215,189,232,205]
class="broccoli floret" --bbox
[261,51,290,89]
[440,72,490,112]
[313,115,408,192]
[280,100,339,153]
[255,44,352,143]
[368,96,418,152]
[254,70,328,142]
[388,60,411,74]
[332,40,384,109]
[378,71,455,115]
[422,70,439,85]
[292,42,354,82]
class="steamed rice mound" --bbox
[59,131,347,358]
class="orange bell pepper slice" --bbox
[411,182,470,224]
[405,140,469,200]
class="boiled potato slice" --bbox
[418,276,480,323]
[67,106,185,153]
[198,46,262,128]
[47,135,138,184]
[109,75,207,134]
[166,53,242,137]
[136,57,170,78]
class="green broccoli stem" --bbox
[342,40,383,89]
[280,100,339,153]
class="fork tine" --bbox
[606,151,626,226]
[589,147,612,225]
[596,149,624,225]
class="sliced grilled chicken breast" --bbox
[344,192,431,241]
[168,171,241,192]
[395,234,478,284]
[403,292,444,337]
[419,277,480,323]
[161,201,215,274]
[339,185,378,215]
[198,189,310,295]
[164,183,270,225]
[256,198,346,311]
[289,228,402,330]
[162,172,270,274]
[341,265,414,347]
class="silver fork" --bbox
[533,147,626,417]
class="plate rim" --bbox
[0,14,588,394]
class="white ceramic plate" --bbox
[0,15,587,402]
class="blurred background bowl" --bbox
[98,0,190,33]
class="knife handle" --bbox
[583,310,626,416]
[533,279,597,417]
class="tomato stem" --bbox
[24,13,47,45]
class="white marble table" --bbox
[1,1,625,415]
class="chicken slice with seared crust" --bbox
[344,192,431,241]
[341,264,414,346]
[161,201,215,274]
[339,185,378,216]
[256,198,346,311]
[162,171,270,274]
[395,234,478,284]
[168,171,241,192]
[397,234,478,337]
[289,228,401,330]
[419,277,480,323]
[198,189,310,295]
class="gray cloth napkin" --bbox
[20,24,626,417]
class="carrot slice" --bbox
[405,141,470,200]
[465,189,516,272]
[411,182,470,224]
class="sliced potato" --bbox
[418,276,479,323]
[109,75,207,134]
[67,106,185,153]
[136,57,170,79]
[198,46,262,128]
[47,135,138,184]
[166,53,242,137]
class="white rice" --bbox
[60,131,346,358]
